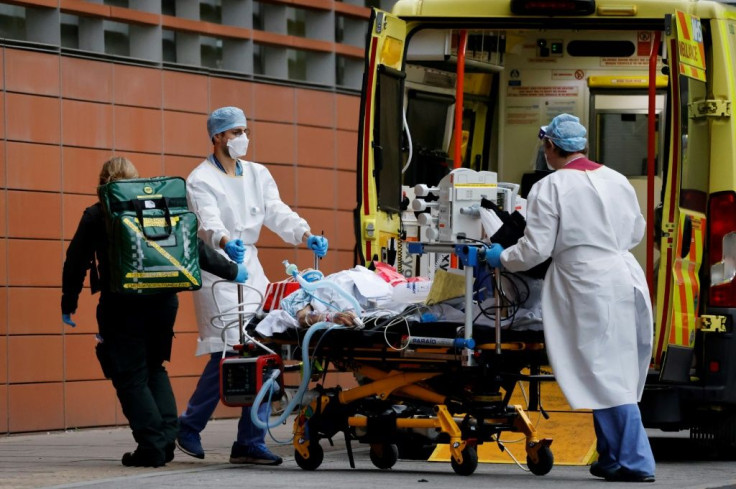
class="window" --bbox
[336,55,363,89]
[162,29,176,62]
[104,0,129,7]
[287,48,306,80]
[253,42,264,74]
[252,1,263,30]
[0,4,26,41]
[162,0,176,16]
[200,0,221,24]
[335,15,344,43]
[286,7,305,37]
[104,20,130,56]
[201,35,223,68]
[597,112,660,177]
[60,13,79,49]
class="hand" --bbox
[62,313,76,327]
[485,243,504,268]
[224,239,245,264]
[307,235,328,258]
[235,263,249,283]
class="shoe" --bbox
[590,461,617,479]
[165,443,175,463]
[605,467,656,483]
[229,442,283,465]
[121,450,165,468]
[176,430,204,459]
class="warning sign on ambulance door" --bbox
[675,10,706,81]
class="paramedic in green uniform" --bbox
[60,157,248,468]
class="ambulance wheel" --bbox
[450,446,478,476]
[369,443,399,469]
[295,442,324,471]
[527,445,554,475]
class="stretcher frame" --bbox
[249,243,554,476]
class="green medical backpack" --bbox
[98,176,201,294]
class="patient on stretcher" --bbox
[254,263,544,337]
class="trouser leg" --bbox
[593,412,618,471]
[148,364,179,445]
[237,402,269,446]
[110,362,167,460]
[97,293,178,462]
[593,404,655,476]
[179,353,222,434]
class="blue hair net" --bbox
[540,113,587,152]
[207,106,247,139]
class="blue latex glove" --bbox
[62,313,76,327]
[307,235,329,258]
[224,239,245,264]
[485,243,504,268]
[235,263,249,283]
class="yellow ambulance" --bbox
[356,0,736,455]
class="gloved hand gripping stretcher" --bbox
[220,245,555,477]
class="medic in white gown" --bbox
[485,114,656,482]
[176,106,328,465]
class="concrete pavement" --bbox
[4,417,736,489]
[0,417,305,489]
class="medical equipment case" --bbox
[220,354,284,407]
[98,176,202,294]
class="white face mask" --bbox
[227,133,249,159]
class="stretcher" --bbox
[226,246,556,476]
[265,322,553,476]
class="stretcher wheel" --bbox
[527,445,554,476]
[450,446,478,476]
[295,442,324,471]
[369,443,399,469]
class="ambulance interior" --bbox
[390,27,667,274]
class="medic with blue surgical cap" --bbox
[486,113,656,482]
[177,106,328,466]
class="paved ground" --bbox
[0,418,296,489]
[2,418,736,489]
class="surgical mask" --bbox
[227,133,249,159]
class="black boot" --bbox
[165,443,175,463]
[122,449,165,468]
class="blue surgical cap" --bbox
[207,106,247,140]
[540,113,587,152]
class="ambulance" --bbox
[355,0,736,455]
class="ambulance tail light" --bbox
[510,0,596,15]
[708,191,736,307]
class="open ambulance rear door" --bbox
[652,11,709,374]
[356,10,407,266]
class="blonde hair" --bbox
[99,156,139,186]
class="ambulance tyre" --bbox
[527,446,554,475]
[295,442,324,471]
[451,446,478,476]
[369,443,399,469]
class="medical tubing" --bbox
[401,106,413,174]
[291,267,363,315]
[250,321,342,431]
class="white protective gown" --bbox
[501,160,653,409]
[186,158,309,355]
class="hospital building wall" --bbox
[0,0,400,434]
